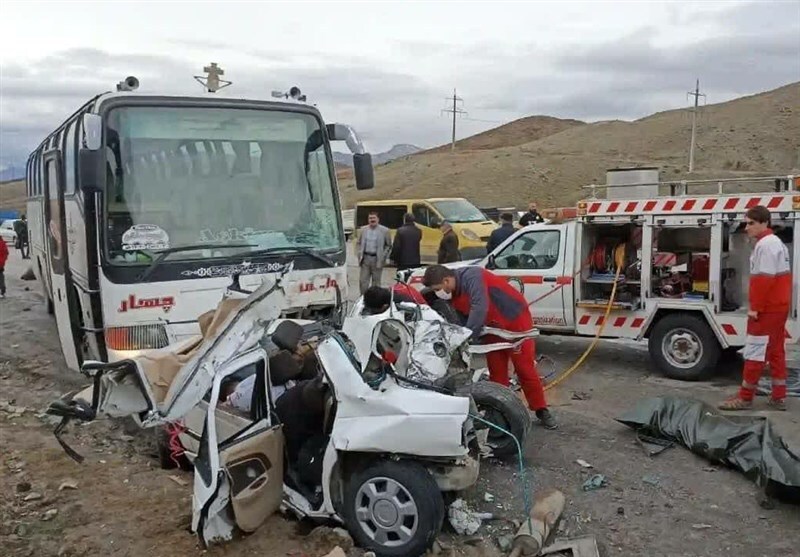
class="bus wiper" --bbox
[137,243,255,282]
[237,245,336,267]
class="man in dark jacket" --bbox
[422,264,556,429]
[487,212,516,253]
[519,202,545,227]
[13,215,29,259]
[390,213,422,270]
[437,221,461,264]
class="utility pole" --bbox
[441,89,467,152]
[687,79,706,173]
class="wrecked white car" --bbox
[47,276,497,557]
[343,294,537,459]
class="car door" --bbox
[487,224,570,330]
[192,349,284,546]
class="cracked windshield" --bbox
[104,106,342,264]
[430,199,488,223]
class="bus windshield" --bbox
[430,199,488,223]
[103,106,342,265]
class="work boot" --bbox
[767,398,786,411]
[535,408,558,430]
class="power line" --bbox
[687,78,706,173]
[441,89,467,152]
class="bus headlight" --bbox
[461,229,480,241]
[105,324,169,351]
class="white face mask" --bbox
[435,289,452,300]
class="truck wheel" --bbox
[457,381,530,458]
[648,313,720,381]
[343,460,444,557]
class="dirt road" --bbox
[1,250,799,557]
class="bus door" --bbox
[43,150,82,370]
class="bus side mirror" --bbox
[83,114,102,151]
[353,153,374,190]
[486,254,496,269]
[79,149,104,193]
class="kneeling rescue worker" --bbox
[422,265,557,429]
[720,205,790,411]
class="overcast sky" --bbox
[1,0,798,174]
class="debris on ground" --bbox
[58,480,79,491]
[167,475,188,487]
[320,547,346,557]
[541,535,600,556]
[307,526,354,552]
[581,475,608,492]
[641,474,661,487]
[575,459,593,469]
[448,498,492,535]
[509,489,565,557]
[692,523,713,530]
[484,492,495,502]
[618,396,800,501]
[41,509,58,521]
[23,492,43,501]
[571,391,592,401]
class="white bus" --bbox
[26,78,374,371]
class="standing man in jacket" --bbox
[390,213,422,270]
[0,236,8,298]
[519,202,545,227]
[487,212,516,253]
[719,205,791,411]
[422,264,557,429]
[437,221,461,264]
[358,211,392,294]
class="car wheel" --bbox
[343,460,444,557]
[648,313,720,381]
[457,380,530,458]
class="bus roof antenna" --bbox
[194,63,232,93]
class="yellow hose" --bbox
[544,244,626,392]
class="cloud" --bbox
[1,0,798,173]
[0,48,439,168]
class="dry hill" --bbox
[0,180,26,214]
[341,82,800,208]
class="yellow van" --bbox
[354,198,498,262]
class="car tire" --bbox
[648,313,720,381]
[155,427,192,471]
[457,380,531,458]
[343,460,444,557]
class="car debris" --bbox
[509,489,565,557]
[581,475,608,492]
[58,480,78,491]
[447,498,494,536]
[618,396,800,502]
[575,459,593,469]
[45,275,521,556]
[540,535,600,557]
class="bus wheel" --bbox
[648,313,720,381]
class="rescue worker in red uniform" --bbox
[423,265,557,429]
[720,205,790,411]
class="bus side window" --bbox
[64,120,78,194]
